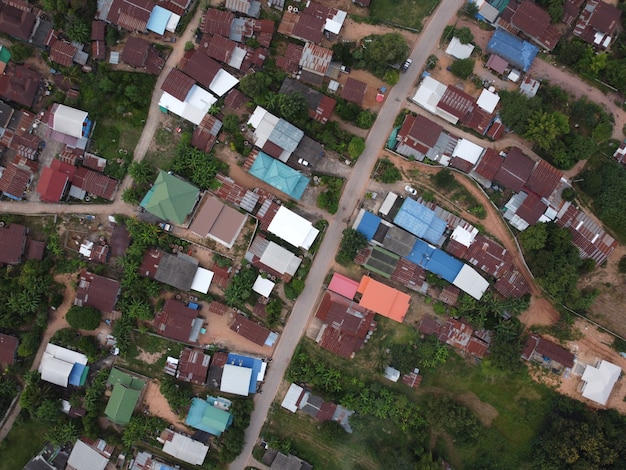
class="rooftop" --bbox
[154,299,202,343]
[140,170,199,225]
[74,270,120,313]
[494,147,535,192]
[357,275,410,323]
[341,78,367,106]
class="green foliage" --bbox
[316,176,343,214]
[35,399,62,425]
[184,41,194,51]
[347,136,365,159]
[239,72,272,100]
[384,69,400,85]
[0,377,18,417]
[319,420,345,440]
[331,42,355,65]
[499,90,543,135]
[335,101,361,122]
[66,305,101,330]
[375,158,401,183]
[279,92,308,123]
[171,141,228,190]
[265,298,283,327]
[525,111,570,151]
[222,114,240,134]
[284,278,305,300]
[9,43,34,64]
[390,335,448,372]
[456,26,474,44]
[618,255,626,274]
[52,328,101,361]
[433,168,455,189]
[218,399,254,463]
[356,110,376,129]
[160,377,193,416]
[122,415,166,449]
[487,318,525,372]
[561,187,577,202]
[449,58,475,79]
[46,421,79,446]
[225,265,258,307]
[425,395,481,442]
[66,17,90,43]
[129,160,157,186]
[361,33,409,77]
[336,229,367,266]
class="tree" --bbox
[618,255,626,274]
[35,399,62,425]
[239,72,271,100]
[225,266,257,307]
[46,421,79,445]
[222,114,239,134]
[525,111,569,151]
[284,278,305,300]
[279,92,308,123]
[66,17,90,43]
[265,299,282,327]
[433,168,455,188]
[129,160,156,185]
[125,297,153,320]
[336,228,367,265]
[66,305,101,330]
[456,26,474,44]
[320,420,345,440]
[363,33,409,76]
[519,222,548,251]
[356,110,376,129]
[122,415,165,449]
[449,58,475,79]
[383,69,399,85]
[348,137,365,159]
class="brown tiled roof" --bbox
[522,333,575,368]
[230,313,271,346]
[75,271,120,313]
[160,0,186,16]
[444,238,469,259]
[486,121,505,140]
[0,333,18,365]
[486,54,508,74]
[341,78,367,106]
[525,159,562,198]
[154,299,200,343]
[438,86,474,120]
[82,153,106,172]
[121,36,149,67]
[510,0,562,50]
[202,8,234,37]
[161,68,195,101]
[0,63,41,108]
[0,223,26,264]
[26,238,45,260]
[463,234,512,278]
[0,162,30,199]
[107,0,153,32]
[494,147,534,192]
[208,301,229,316]
[72,166,117,200]
[563,0,584,25]
[316,401,337,421]
[91,20,106,41]
[180,49,221,89]
[0,3,35,41]
[276,43,303,74]
[198,33,235,64]
[398,114,443,148]
[177,348,210,384]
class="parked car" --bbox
[401,59,412,72]
[340,65,351,74]
[298,158,310,167]
[159,222,173,232]
[404,185,417,196]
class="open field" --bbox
[370,0,440,30]
[0,418,47,470]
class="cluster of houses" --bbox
[393,111,617,266]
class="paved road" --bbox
[230,0,465,467]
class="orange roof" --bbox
[357,276,410,323]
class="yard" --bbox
[116,332,185,378]
[370,0,440,30]
[0,417,47,470]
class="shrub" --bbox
[449,58,475,80]
[66,305,101,330]
[433,168,455,188]
[348,137,365,159]
[356,110,376,129]
[336,229,367,266]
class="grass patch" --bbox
[117,332,185,377]
[370,0,439,30]
[0,416,47,470]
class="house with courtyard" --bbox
[74,270,120,314]
[140,170,200,225]
[105,368,146,425]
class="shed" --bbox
[445,37,475,59]
[476,89,500,113]
[281,383,304,412]
[0,333,18,365]
[486,54,508,74]
[190,267,214,294]
[253,275,275,297]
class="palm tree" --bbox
[67,18,90,44]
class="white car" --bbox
[298,158,310,167]
[404,185,417,196]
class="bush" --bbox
[618,255,626,274]
[449,58,475,79]
[284,279,305,300]
[356,110,376,129]
[66,305,101,330]
[433,168,455,188]
[336,229,367,266]
[348,137,365,159]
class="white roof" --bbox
[53,104,88,139]
[452,138,484,164]
[411,75,447,114]
[445,37,475,59]
[260,241,302,276]
[450,226,478,247]
[281,383,304,412]
[162,433,209,465]
[581,360,621,405]
[79,240,94,257]
[191,267,214,294]
[220,364,253,396]
[478,2,499,22]
[324,9,347,34]
[384,366,400,382]
[228,45,247,69]
[44,343,88,364]
[253,275,275,297]
[258,361,267,381]
[508,70,521,82]
[67,440,109,470]
[209,69,239,97]
[165,12,181,32]
[40,354,74,387]
[158,86,217,126]
[247,106,267,129]
[379,192,398,216]
[452,264,489,300]
[267,206,319,250]
[250,107,280,149]
[476,89,500,113]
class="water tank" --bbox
[293,7,299,13]
[287,4,293,11]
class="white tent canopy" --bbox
[476,89,500,113]
[191,267,214,294]
[163,433,209,465]
[267,206,319,250]
[53,104,88,138]
[220,364,253,396]
[39,343,88,387]
[581,360,621,405]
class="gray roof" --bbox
[293,135,324,166]
[67,440,109,470]
[155,252,199,291]
[382,225,418,257]
[269,119,304,154]
[24,456,56,470]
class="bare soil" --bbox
[142,379,189,431]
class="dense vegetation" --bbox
[65,305,101,330]
[316,176,344,214]
[499,86,611,169]
[336,229,368,266]
[374,158,402,183]
[579,158,626,241]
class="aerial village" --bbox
[0,0,625,468]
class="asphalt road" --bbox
[229,0,465,467]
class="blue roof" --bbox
[486,29,538,72]
[68,363,89,386]
[227,353,263,393]
[147,6,171,35]
[356,211,381,240]
[406,238,463,283]
[393,198,447,245]
[249,152,309,200]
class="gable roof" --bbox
[49,40,77,67]
[581,360,621,405]
[509,0,562,50]
[185,397,232,436]
[341,78,367,106]
[0,63,41,108]
[36,159,74,202]
[299,42,332,75]
[191,114,223,153]
[437,85,474,121]
[494,147,535,192]
[177,348,211,384]
[469,148,503,187]
[67,440,109,470]
[92,20,106,41]
[276,42,303,74]
[327,273,360,299]
[525,159,562,198]
[154,252,199,291]
[398,114,443,149]
[248,151,309,200]
[0,223,27,265]
[278,10,324,43]
[463,234,512,277]
[162,431,209,466]
[0,162,31,199]
[266,205,319,250]
[161,68,195,101]
[198,33,236,64]
[357,275,410,323]
[0,3,35,40]
[202,8,234,36]
[0,333,18,365]
[230,313,273,346]
[486,29,539,72]
[121,36,150,67]
[189,193,246,249]
[72,166,117,200]
[180,48,221,89]
[521,333,575,368]
[105,383,143,424]
[74,270,120,313]
[107,0,154,31]
[140,170,199,224]
[154,299,202,343]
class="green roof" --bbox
[140,171,200,225]
[0,46,11,64]
[107,367,145,390]
[105,385,142,425]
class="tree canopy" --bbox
[362,33,409,77]
[66,305,101,330]
[449,58,475,79]
[336,229,367,265]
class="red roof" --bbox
[510,1,562,50]
[521,333,575,368]
[494,268,530,298]
[486,54,508,74]
[177,348,211,384]
[287,12,324,43]
[154,299,200,343]
[401,371,422,388]
[0,63,41,108]
[437,86,474,120]
[463,234,513,278]
[199,33,235,64]
[139,248,162,278]
[180,48,221,89]
[563,0,584,25]
[202,8,234,37]
[121,36,150,67]
[109,223,131,257]
[398,114,443,149]
[26,239,45,260]
[107,0,153,32]
[341,78,367,106]
[316,401,337,421]
[449,156,475,173]
[0,223,27,265]
[0,334,18,365]
[460,106,492,135]
[0,162,31,199]
[92,41,106,61]
[71,166,117,200]
[50,40,77,67]
[36,159,76,203]
[75,271,120,313]
[276,43,303,74]
[471,148,503,184]
[191,114,222,153]
[516,191,547,225]
[161,68,195,101]
[230,313,271,346]
[92,20,106,41]
[588,0,621,34]
[494,147,534,192]
[444,238,469,259]
[0,3,35,41]
[486,121,505,140]
[224,88,247,110]
[328,273,359,299]
[525,159,562,198]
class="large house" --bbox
[154,299,204,344]
[573,0,622,49]
[74,271,121,313]
[140,170,200,225]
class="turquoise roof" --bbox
[248,152,309,200]
[186,398,233,436]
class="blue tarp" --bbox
[486,29,538,72]
[147,6,171,35]
[68,363,88,386]
[249,152,309,200]
[227,353,263,393]
[393,198,447,245]
[406,239,463,283]
[356,211,381,241]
